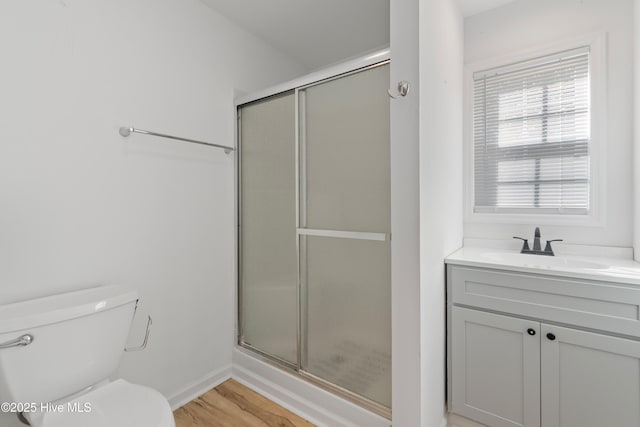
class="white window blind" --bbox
[473,47,591,214]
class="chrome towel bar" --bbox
[119,127,234,154]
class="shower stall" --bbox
[236,57,391,416]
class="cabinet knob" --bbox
[527,328,536,336]
[546,333,556,341]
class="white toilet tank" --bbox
[0,286,138,406]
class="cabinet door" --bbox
[541,325,640,427]
[452,307,541,427]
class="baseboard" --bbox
[167,364,232,411]
[447,413,487,427]
[232,348,390,427]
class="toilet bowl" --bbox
[39,380,174,427]
[0,286,175,427]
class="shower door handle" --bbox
[0,334,33,349]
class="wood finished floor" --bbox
[173,379,316,427]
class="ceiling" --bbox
[200,0,389,71]
[201,0,517,71]
[456,0,517,17]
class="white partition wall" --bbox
[389,0,422,425]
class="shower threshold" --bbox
[237,342,392,420]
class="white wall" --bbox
[419,0,465,426]
[464,0,634,247]
[0,0,305,419]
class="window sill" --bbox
[465,211,604,228]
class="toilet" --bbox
[0,286,175,427]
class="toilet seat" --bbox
[38,379,175,427]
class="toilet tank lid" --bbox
[0,286,138,334]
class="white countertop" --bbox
[446,244,640,286]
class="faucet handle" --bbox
[544,239,563,255]
[513,236,530,252]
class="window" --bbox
[472,46,591,215]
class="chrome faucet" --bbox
[532,227,542,252]
[513,227,562,256]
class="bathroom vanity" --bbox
[446,247,640,427]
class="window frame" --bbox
[464,33,607,226]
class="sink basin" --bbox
[479,251,608,270]
[446,245,640,286]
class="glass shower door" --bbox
[298,63,391,408]
[239,92,298,365]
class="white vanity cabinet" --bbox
[447,264,640,427]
